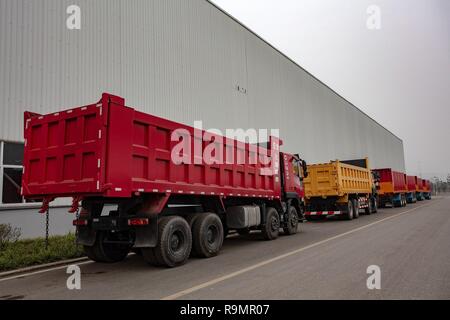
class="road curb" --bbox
[0,256,89,279]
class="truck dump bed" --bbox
[372,168,407,195]
[303,159,373,199]
[423,180,431,192]
[415,177,423,192]
[406,175,416,192]
[22,93,280,200]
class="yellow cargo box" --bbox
[304,159,373,199]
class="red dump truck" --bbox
[372,168,408,207]
[422,180,432,200]
[22,93,308,267]
[406,175,417,203]
[415,176,424,201]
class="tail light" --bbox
[73,219,88,226]
[128,218,149,226]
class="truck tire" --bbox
[343,201,354,220]
[262,207,280,240]
[283,206,299,235]
[151,216,192,268]
[192,212,224,258]
[186,213,201,229]
[83,231,131,263]
[185,213,201,256]
[364,201,371,215]
[370,197,378,213]
[352,199,360,219]
[393,196,401,208]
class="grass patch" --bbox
[0,233,85,272]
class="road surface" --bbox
[1,196,449,300]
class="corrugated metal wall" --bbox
[0,0,405,171]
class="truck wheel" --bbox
[344,201,354,220]
[192,213,224,258]
[370,197,378,213]
[262,207,280,240]
[364,201,371,215]
[393,196,401,207]
[151,216,192,268]
[83,231,131,263]
[186,213,201,229]
[283,206,299,235]
[352,199,360,219]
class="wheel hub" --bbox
[170,232,182,252]
[206,226,218,244]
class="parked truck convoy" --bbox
[303,158,378,220]
[422,180,432,200]
[21,94,432,268]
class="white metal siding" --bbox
[0,0,405,171]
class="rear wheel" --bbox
[143,216,192,268]
[192,212,224,258]
[364,199,371,215]
[393,196,401,207]
[343,201,354,220]
[352,199,360,219]
[262,207,280,240]
[370,197,378,213]
[283,206,299,235]
[83,231,131,263]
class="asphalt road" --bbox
[1,196,449,300]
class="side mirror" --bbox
[302,160,308,178]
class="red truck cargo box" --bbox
[423,180,430,192]
[22,93,281,200]
[372,168,407,194]
[415,177,423,192]
[406,175,416,192]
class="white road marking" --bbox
[161,202,433,300]
[0,261,94,283]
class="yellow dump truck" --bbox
[303,158,378,220]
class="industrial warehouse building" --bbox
[0,0,405,207]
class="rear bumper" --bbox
[305,211,342,217]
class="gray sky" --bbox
[211,0,450,180]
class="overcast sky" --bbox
[211,0,450,180]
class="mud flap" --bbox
[76,227,96,246]
[134,216,158,248]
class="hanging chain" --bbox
[75,206,80,248]
[45,209,49,250]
